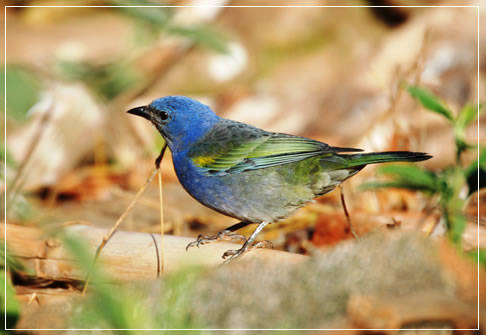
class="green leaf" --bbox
[156,267,206,329]
[0,144,16,168]
[168,24,229,54]
[359,165,441,193]
[464,147,486,177]
[8,194,36,223]
[359,180,437,192]
[479,147,486,170]
[407,85,454,121]
[61,233,136,329]
[1,65,41,122]
[454,136,474,155]
[467,249,486,268]
[446,210,466,246]
[1,244,28,274]
[112,0,173,27]
[56,60,140,100]
[1,271,20,331]
[376,164,440,191]
[456,103,483,129]
[64,230,205,330]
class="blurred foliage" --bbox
[1,65,41,122]
[362,85,484,251]
[407,86,454,121]
[408,86,482,160]
[7,193,37,223]
[145,266,206,330]
[62,233,140,330]
[0,245,22,333]
[71,268,207,331]
[167,25,229,54]
[113,0,228,53]
[464,147,486,196]
[2,65,40,223]
[62,232,205,331]
[113,0,173,28]
[1,243,28,275]
[1,144,16,169]
[56,60,141,101]
[467,248,486,267]
[0,271,20,333]
[55,0,228,101]
[361,165,440,192]
[65,232,463,330]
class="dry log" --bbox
[2,223,306,283]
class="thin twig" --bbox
[154,144,167,170]
[158,171,164,275]
[340,186,359,240]
[157,145,167,275]
[81,167,158,294]
[81,145,167,294]
[149,233,160,278]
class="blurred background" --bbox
[2,0,485,331]
[3,0,483,245]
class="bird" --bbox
[127,96,432,262]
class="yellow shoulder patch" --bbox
[193,156,216,166]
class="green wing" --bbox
[188,119,361,176]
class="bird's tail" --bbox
[340,151,432,168]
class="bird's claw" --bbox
[185,230,246,251]
[221,248,246,262]
[185,234,205,250]
[221,240,273,263]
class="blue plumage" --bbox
[148,96,220,152]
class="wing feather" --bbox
[188,120,361,176]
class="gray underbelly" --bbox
[177,158,354,224]
[196,167,319,223]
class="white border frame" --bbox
[3,4,481,333]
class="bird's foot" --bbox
[221,240,273,264]
[185,230,246,251]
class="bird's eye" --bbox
[160,111,169,121]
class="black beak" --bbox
[127,106,151,120]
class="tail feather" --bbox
[340,151,432,168]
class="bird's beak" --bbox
[127,106,151,120]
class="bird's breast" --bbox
[171,152,238,216]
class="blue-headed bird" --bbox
[128,96,431,262]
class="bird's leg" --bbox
[185,221,250,251]
[222,221,269,264]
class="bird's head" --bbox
[127,96,220,152]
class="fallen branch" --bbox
[3,223,306,283]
